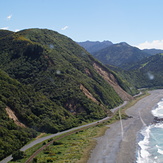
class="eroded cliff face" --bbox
[5,107,26,128]
[65,85,103,114]
[93,62,133,101]
[79,84,112,115]
[80,84,99,104]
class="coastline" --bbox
[88,89,163,163]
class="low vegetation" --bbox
[9,124,109,163]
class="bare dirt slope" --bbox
[5,107,26,128]
[93,62,133,101]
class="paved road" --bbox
[0,101,127,163]
[110,101,128,113]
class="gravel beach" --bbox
[88,90,163,163]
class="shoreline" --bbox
[88,89,163,163]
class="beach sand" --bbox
[88,90,163,163]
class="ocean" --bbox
[136,98,163,163]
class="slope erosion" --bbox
[0,28,133,159]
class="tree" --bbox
[12,150,24,160]
[33,157,38,163]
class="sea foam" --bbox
[136,98,163,163]
[152,99,163,118]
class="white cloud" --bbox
[0,27,9,30]
[14,29,20,32]
[7,15,12,20]
[61,26,69,30]
[136,40,163,50]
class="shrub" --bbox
[12,150,24,160]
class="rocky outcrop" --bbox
[154,117,163,123]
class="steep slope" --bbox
[92,42,151,69]
[77,40,113,53]
[0,28,135,160]
[93,62,133,101]
[0,29,136,158]
[129,53,163,88]
[0,69,38,160]
[129,53,163,71]
[107,54,163,89]
[0,29,133,124]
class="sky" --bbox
[1,0,163,49]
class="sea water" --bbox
[136,98,163,163]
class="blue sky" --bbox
[1,0,163,49]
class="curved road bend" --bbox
[0,101,127,163]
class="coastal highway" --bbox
[0,101,127,163]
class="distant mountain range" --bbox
[78,40,163,88]
[143,49,163,55]
[78,41,163,69]
[77,40,113,53]
[92,42,151,69]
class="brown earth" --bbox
[93,62,133,101]
[5,106,26,128]
[80,84,99,104]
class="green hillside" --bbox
[107,54,163,89]
[0,29,124,117]
[0,28,134,160]
[129,54,163,88]
[77,40,113,53]
[92,42,151,69]
[0,69,37,159]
